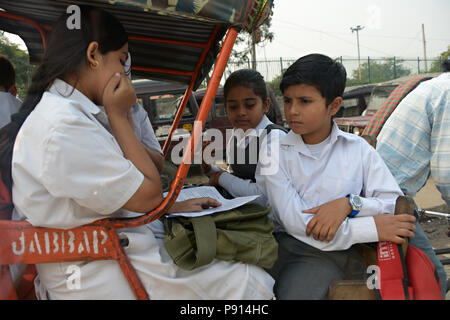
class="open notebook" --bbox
[164,186,260,218]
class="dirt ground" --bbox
[413,178,449,299]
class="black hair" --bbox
[0,54,16,91]
[223,69,268,103]
[280,54,347,106]
[0,6,128,190]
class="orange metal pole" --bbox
[169,27,239,196]
[105,27,239,230]
[162,26,221,158]
[109,228,150,300]
[192,28,239,129]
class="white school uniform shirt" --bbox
[0,91,21,128]
[214,115,287,206]
[256,122,404,251]
[11,79,274,300]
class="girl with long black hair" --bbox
[3,6,274,300]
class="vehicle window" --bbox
[147,93,193,123]
[214,96,227,118]
[342,98,359,109]
[362,95,370,105]
[367,85,397,111]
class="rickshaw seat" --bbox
[328,196,415,300]
[0,217,150,300]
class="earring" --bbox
[91,61,99,69]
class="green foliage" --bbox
[347,57,411,86]
[230,17,274,68]
[428,45,449,73]
[268,73,282,96]
[0,33,35,99]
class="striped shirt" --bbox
[377,72,450,206]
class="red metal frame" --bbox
[0,10,239,300]
[0,11,48,51]
[0,219,150,299]
[131,65,194,78]
[100,27,239,229]
[161,25,221,157]
[128,35,207,49]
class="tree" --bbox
[0,32,35,99]
[347,58,411,86]
[268,73,282,96]
[428,46,449,73]
[230,17,274,69]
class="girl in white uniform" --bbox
[6,6,274,300]
[203,69,288,206]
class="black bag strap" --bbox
[265,123,289,134]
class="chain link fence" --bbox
[220,57,443,88]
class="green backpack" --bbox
[162,202,278,271]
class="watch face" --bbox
[352,195,362,208]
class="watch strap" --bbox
[346,194,360,218]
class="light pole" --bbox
[351,25,364,81]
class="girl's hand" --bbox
[102,73,137,118]
[304,198,351,242]
[201,162,212,175]
[168,197,221,213]
[374,214,416,244]
[126,109,135,128]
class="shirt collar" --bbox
[255,114,272,131]
[281,122,348,156]
[48,79,101,115]
[231,115,273,140]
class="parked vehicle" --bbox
[335,84,375,118]
[335,74,439,135]
[134,79,197,150]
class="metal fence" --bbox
[220,56,443,86]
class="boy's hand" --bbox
[167,197,221,213]
[374,214,416,244]
[304,198,352,242]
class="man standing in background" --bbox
[0,55,21,129]
[377,59,449,298]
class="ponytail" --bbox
[0,63,53,190]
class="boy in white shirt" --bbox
[0,55,21,129]
[256,54,417,299]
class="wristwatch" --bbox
[346,194,362,218]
